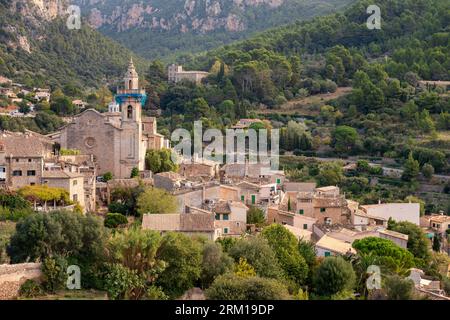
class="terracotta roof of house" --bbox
[42,171,83,179]
[284,182,316,192]
[214,201,231,214]
[0,131,53,157]
[315,235,356,255]
[429,215,450,223]
[142,213,215,232]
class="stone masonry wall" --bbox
[0,263,42,300]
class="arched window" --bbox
[129,80,132,89]
[127,105,133,119]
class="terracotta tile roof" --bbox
[284,182,316,192]
[142,213,215,232]
[316,235,356,255]
[214,201,231,214]
[0,131,53,157]
[42,171,83,179]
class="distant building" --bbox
[168,64,209,84]
[360,203,421,225]
[315,234,356,257]
[142,213,218,240]
[41,171,85,210]
[231,119,263,129]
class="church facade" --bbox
[49,59,168,179]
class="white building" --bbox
[360,203,421,225]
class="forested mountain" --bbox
[73,0,355,60]
[0,0,146,88]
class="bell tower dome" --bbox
[124,58,139,90]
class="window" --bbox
[241,195,245,202]
[299,209,304,215]
[215,213,220,220]
[15,159,19,162]
[251,194,256,204]
[223,228,229,234]
[73,180,78,186]
[223,214,229,221]
[30,183,35,186]
[324,251,331,257]
[127,105,133,119]
[28,159,32,162]
[276,178,281,184]
[73,194,78,202]
[320,208,326,213]
[303,224,308,230]
[27,170,36,176]
[12,170,22,176]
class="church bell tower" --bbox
[114,58,148,178]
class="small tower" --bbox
[124,58,139,90]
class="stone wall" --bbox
[0,263,42,300]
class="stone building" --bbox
[49,59,168,179]
[0,131,55,189]
[168,64,209,84]
[41,171,85,210]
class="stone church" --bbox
[49,59,168,179]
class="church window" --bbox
[127,105,133,119]
[129,80,132,89]
[85,137,96,148]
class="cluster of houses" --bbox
[0,75,89,118]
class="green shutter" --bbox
[251,194,256,204]
[324,251,331,257]
[241,195,245,202]
[303,224,307,230]
[299,209,304,215]
[276,178,281,184]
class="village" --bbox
[0,61,449,300]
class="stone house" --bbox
[168,64,209,84]
[41,171,85,211]
[142,213,218,240]
[315,234,356,257]
[0,131,55,189]
[267,206,317,231]
[281,186,350,225]
[210,200,248,237]
[360,203,421,225]
[179,159,219,180]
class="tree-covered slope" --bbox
[0,0,147,88]
[74,0,356,60]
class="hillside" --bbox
[0,0,147,88]
[73,0,355,60]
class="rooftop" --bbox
[315,235,356,255]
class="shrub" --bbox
[313,256,356,297]
[19,279,44,298]
[41,256,68,293]
[384,275,415,300]
[103,263,145,300]
[206,274,290,300]
[104,213,128,229]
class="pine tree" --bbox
[432,234,441,252]
[402,152,420,182]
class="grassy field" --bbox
[258,87,352,116]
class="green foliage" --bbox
[145,149,177,174]
[383,275,415,300]
[201,242,234,288]
[332,126,359,154]
[388,220,430,262]
[247,207,266,226]
[102,172,113,182]
[353,237,415,274]
[103,263,145,300]
[7,210,107,264]
[228,236,283,279]
[155,232,202,298]
[136,187,178,215]
[206,274,290,300]
[421,163,435,180]
[402,152,420,182]
[234,257,257,278]
[432,234,441,252]
[19,279,44,298]
[41,255,68,293]
[130,167,139,178]
[104,213,128,229]
[59,149,81,156]
[261,224,309,285]
[313,256,356,297]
